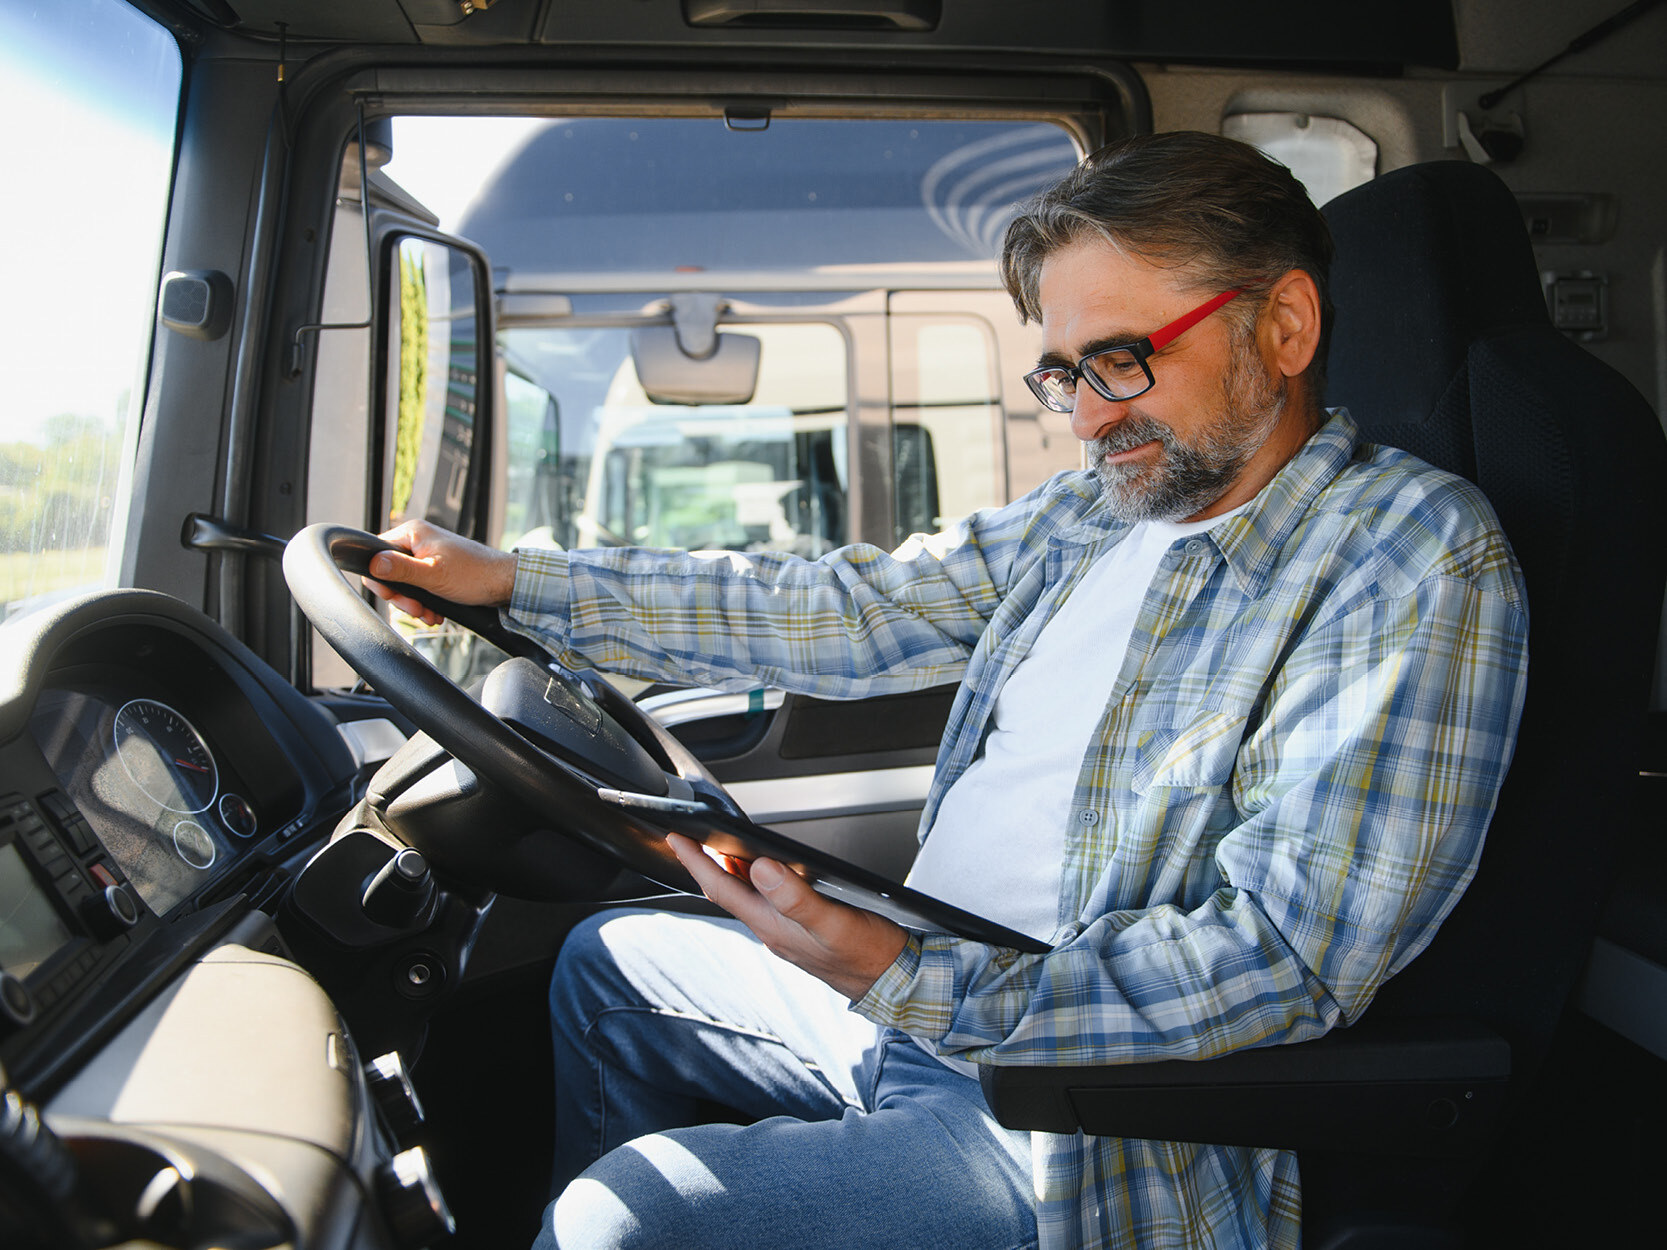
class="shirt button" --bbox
[1185,539,1209,556]
[1078,809,1099,826]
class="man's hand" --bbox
[364,519,520,626]
[667,832,907,1001]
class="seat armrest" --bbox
[977,1017,1509,1157]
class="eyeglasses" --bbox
[1023,287,1245,412]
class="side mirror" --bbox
[384,232,494,536]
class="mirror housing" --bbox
[630,327,760,405]
[631,292,760,405]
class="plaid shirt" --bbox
[505,411,1529,1249]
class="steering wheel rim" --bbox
[282,522,740,895]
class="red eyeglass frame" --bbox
[1024,287,1245,410]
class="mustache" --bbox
[1087,413,1173,459]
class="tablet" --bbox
[598,785,1054,955]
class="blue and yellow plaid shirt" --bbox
[505,411,1529,1249]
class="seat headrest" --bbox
[1322,161,1549,456]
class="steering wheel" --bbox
[282,523,745,898]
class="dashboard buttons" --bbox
[37,791,96,855]
[376,1145,455,1249]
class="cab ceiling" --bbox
[165,0,1464,70]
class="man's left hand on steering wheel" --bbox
[362,519,519,626]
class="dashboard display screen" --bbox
[0,843,74,980]
[31,688,235,916]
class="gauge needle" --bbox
[173,758,210,773]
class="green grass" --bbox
[0,546,107,611]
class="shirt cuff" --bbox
[501,545,576,649]
[850,930,976,1047]
[852,931,924,1017]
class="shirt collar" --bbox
[1058,409,1360,591]
[1207,408,1360,597]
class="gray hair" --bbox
[999,131,1334,394]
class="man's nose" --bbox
[1069,386,1131,443]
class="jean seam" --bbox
[867,1033,890,1108]
[586,1036,606,1168]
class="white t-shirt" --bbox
[905,509,1239,943]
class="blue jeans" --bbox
[533,908,1036,1249]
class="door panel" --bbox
[642,684,959,877]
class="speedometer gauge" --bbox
[112,698,219,814]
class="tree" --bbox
[0,415,120,552]
[392,245,429,521]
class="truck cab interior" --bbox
[2,2,1664,1248]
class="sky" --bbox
[385,116,549,235]
[0,2,178,446]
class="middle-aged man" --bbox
[367,131,1529,1249]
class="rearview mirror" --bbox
[630,325,761,406]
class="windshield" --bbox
[0,1,180,621]
[384,116,1078,268]
[348,113,1075,688]
[499,321,849,555]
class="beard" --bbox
[1088,331,1288,522]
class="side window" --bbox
[0,2,180,620]
[888,315,1004,543]
[501,369,565,548]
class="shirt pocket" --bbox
[1132,709,1245,795]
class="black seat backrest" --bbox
[980,161,1667,1244]
[1322,160,1667,1101]
[980,162,1667,1244]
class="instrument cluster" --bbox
[12,610,328,925]
[29,688,270,917]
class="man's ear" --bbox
[1260,269,1323,380]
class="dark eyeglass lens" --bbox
[1081,348,1148,398]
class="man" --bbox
[368,132,1528,1249]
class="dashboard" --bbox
[0,591,357,1081]
[0,590,443,1250]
